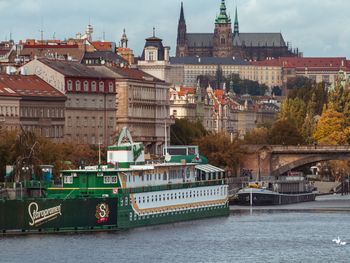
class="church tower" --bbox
[213,0,233,57]
[233,7,239,37]
[176,2,188,57]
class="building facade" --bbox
[0,75,66,140]
[21,59,116,145]
[176,0,298,61]
[90,65,171,156]
[252,57,350,88]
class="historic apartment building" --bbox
[170,85,279,137]
[89,65,171,156]
[0,74,66,140]
[21,59,116,145]
[176,1,298,61]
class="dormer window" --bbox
[84,81,89,91]
[99,81,104,92]
[67,80,73,91]
[109,82,114,92]
[75,80,81,91]
[91,81,97,92]
[149,51,154,61]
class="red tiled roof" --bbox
[179,86,195,94]
[91,41,114,51]
[214,89,224,98]
[0,75,65,98]
[23,44,79,49]
[252,57,349,70]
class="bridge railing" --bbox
[269,145,350,153]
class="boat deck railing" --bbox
[119,179,225,194]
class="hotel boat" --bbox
[0,128,229,234]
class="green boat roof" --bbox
[168,155,208,164]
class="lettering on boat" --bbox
[95,203,110,223]
[28,202,62,226]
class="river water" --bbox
[1,210,350,262]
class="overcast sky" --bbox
[1,0,349,58]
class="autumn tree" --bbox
[244,127,269,145]
[313,106,350,145]
[268,118,304,145]
[194,132,245,175]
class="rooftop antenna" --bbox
[40,16,44,43]
[53,32,56,40]
[102,31,106,41]
[153,26,155,37]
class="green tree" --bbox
[279,98,306,131]
[170,118,207,145]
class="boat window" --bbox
[143,197,145,203]
[138,197,141,203]
[167,194,169,200]
[151,195,154,202]
[147,196,149,202]
[125,197,128,205]
[182,192,185,198]
[189,191,192,198]
[158,173,161,180]
[163,172,167,181]
[171,193,173,200]
[186,192,188,198]
[155,195,157,202]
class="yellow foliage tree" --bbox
[313,107,350,145]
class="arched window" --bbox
[221,38,226,45]
[91,81,97,92]
[84,81,89,91]
[67,80,73,91]
[99,81,104,92]
[109,82,114,93]
[75,80,81,91]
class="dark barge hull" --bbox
[0,197,118,235]
[237,191,316,206]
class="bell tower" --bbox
[213,0,233,57]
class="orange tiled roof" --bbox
[179,86,195,93]
[91,41,114,51]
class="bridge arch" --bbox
[271,154,350,177]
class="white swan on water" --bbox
[332,237,347,245]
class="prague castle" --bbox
[176,0,299,61]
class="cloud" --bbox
[0,0,349,58]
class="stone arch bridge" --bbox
[240,145,350,179]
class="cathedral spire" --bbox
[179,2,185,22]
[234,6,239,36]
